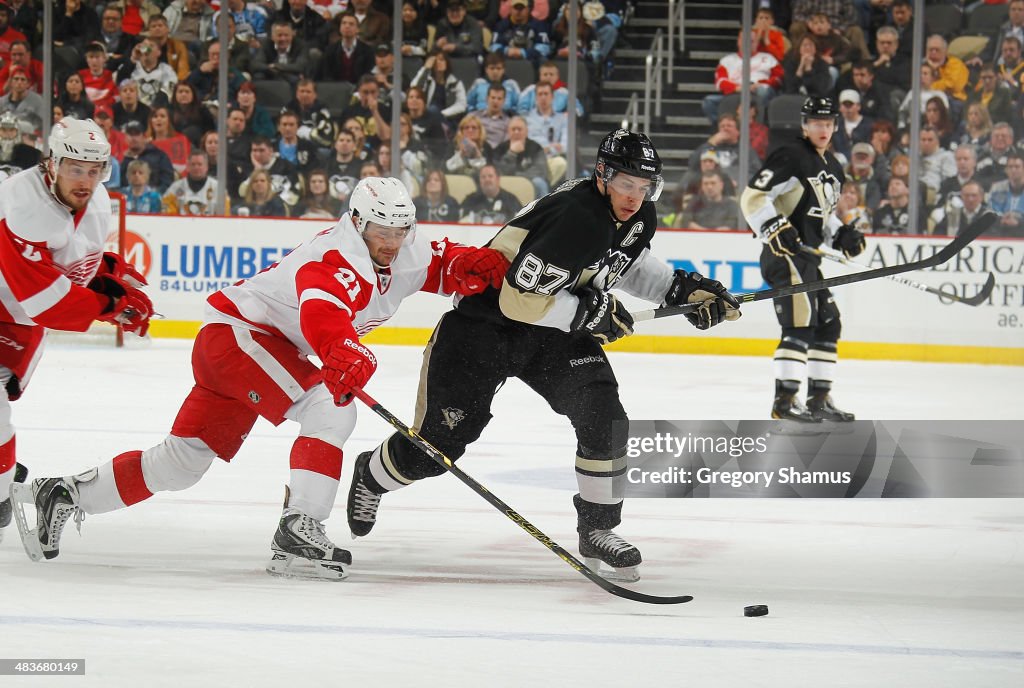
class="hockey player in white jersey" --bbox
[11,176,509,580]
[0,118,152,543]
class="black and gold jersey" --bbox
[740,136,846,248]
[456,176,667,330]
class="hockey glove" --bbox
[760,215,802,258]
[663,270,742,330]
[446,247,510,295]
[832,224,866,258]
[100,252,148,287]
[322,338,378,406]
[571,287,634,345]
[90,274,154,336]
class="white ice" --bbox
[1,340,1022,687]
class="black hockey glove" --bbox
[832,224,866,258]
[571,287,634,345]
[663,270,742,330]
[760,215,802,258]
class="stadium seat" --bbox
[767,94,805,129]
[967,3,1010,33]
[925,4,964,39]
[445,174,477,204]
[317,81,355,118]
[499,175,535,205]
[449,56,481,89]
[503,59,537,90]
[253,80,293,112]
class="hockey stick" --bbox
[352,389,693,605]
[632,212,995,323]
[802,246,996,307]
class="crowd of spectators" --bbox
[0,0,628,222]
[677,0,1024,237]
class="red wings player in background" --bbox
[12,176,509,581]
[0,117,152,543]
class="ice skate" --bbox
[10,475,83,562]
[771,392,822,423]
[578,522,643,583]
[347,451,381,538]
[0,463,29,540]
[266,507,352,581]
[807,392,855,422]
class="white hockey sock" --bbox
[287,470,339,522]
[575,454,628,505]
[368,442,413,493]
[78,437,215,515]
[808,344,838,387]
[774,336,809,390]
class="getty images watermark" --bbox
[613,420,1024,498]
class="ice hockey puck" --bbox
[744,604,769,617]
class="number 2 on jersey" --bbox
[514,253,570,295]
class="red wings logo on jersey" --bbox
[62,253,104,286]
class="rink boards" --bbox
[123,215,1024,365]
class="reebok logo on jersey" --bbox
[441,407,466,429]
[569,355,604,368]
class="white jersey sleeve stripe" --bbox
[299,288,353,317]
[20,279,71,319]
[232,327,309,402]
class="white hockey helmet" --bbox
[349,176,416,236]
[47,117,112,183]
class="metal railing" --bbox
[667,0,686,79]
[644,29,666,133]
[621,93,640,131]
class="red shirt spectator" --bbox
[0,3,27,66]
[0,41,43,94]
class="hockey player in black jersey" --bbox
[740,96,866,422]
[347,130,741,582]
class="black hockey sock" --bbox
[775,379,800,396]
[573,493,623,530]
[808,378,832,396]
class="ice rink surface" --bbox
[1,340,1022,687]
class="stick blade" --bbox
[960,271,996,307]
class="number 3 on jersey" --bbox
[753,169,774,190]
[514,253,570,295]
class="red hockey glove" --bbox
[101,252,148,287]
[91,274,154,336]
[322,338,378,406]
[446,247,510,295]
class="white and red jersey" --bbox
[205,213,472,360]
[714,52,782,94]
[0,167,113,381]
[79,68,118,110]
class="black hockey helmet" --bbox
[801,96,838,121]
[595,129,664,201]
